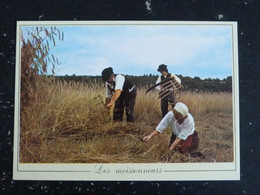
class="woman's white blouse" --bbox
[156,111,195,140]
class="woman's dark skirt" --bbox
[169,131,199,154]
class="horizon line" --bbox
[52,74,232,80]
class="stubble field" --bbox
[20,79,233,163]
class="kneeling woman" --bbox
[143,102,199,155]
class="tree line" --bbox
[54,74,232,92]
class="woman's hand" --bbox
[143,135,152,142]
[143,130,160,142]
[169,144,175,151]
[169,137,182,151]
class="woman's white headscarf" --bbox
[174,102,189,116]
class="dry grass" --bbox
[20,78,233,163]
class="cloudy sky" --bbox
[29,23,234,79]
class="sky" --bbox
[24,24,234,79]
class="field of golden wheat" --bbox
[20,79,233,163]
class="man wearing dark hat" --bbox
[101,67,136,122]
[156,64,181,118]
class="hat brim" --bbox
[157,68,167,72]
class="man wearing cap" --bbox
[143,102,199,155]
[101,67,136,122]
[156,64,181,118]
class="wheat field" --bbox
[20,79,233,163]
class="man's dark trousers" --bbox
[161,92,175,118]
[113,88,136,122]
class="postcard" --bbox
[13,21,239,180]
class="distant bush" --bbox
[54,74,232,92]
